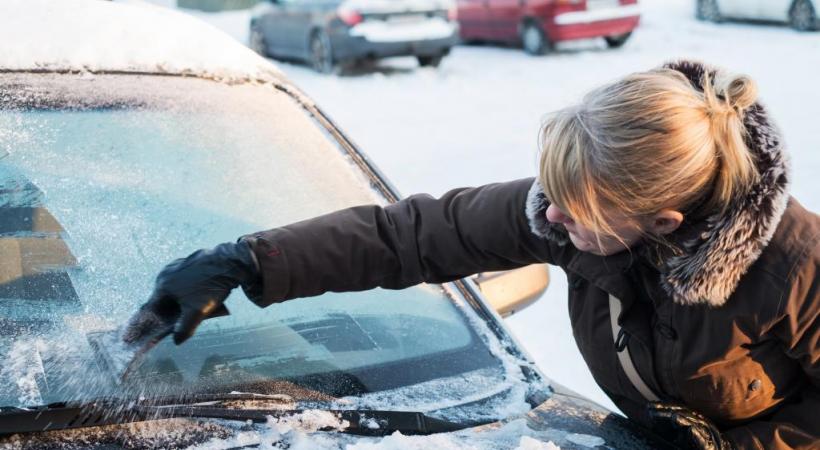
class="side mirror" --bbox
[471,264,549,317]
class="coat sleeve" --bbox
[724,241,820,450]
[242,178,571,307]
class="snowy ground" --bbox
[176,0,820,413]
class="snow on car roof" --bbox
[0,0,283,82]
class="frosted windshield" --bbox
[0,74,501,409]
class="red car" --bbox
[457,0,640,54]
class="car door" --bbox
[756,0,793,21]
[458,0,491,40]
[717,0,760,20]
[282,0,319,58]
[259,0,309,58]
[486,0,521,41]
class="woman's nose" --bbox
[546,204,574,225]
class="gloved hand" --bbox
[123,239,261,345]
[645,403,734,450]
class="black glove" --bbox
[645,403,734,450]
[123,239,261,345]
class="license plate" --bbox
[587,0,619,9]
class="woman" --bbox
[124,60,818,450]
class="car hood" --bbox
[0,0,284,84]
[1,391,671,450]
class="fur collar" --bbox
[525,60,790,307]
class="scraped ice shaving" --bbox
[0,0,282,82]
[334,367,531,424]
[0,340,46,406]
[345,432,478,449]
[360,417,382,430]
[191,416,572,450]
[516,436,561,450]
[191,411,348,450]
[566,433,605,448]
[271,410,351,433]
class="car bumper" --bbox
[547,5,640,41]
[332,19,459,61]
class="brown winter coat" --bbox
[243,64,819,449]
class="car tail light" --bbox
[337,8,363,26]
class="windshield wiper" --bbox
[0,393,477,436]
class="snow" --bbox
[565,433,606,448]
[516,436,561,450]
[0,340,45,406]
[0,0,282,82]
[189,414,565,450]
[183,0,820,413]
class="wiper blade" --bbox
[0,398,474,436]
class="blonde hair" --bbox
[538,65,759,242]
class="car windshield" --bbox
[0,73,532,422]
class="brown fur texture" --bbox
[525,60,790,307]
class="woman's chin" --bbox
[568,233,597,253]
[568,233,625,256]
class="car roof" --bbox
[0,0,284,83]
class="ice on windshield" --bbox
[0,74,535,423]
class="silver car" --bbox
[696,0,819,31]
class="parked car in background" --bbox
[249,0,459,73]
[696,0,819,31]
[457,0,640,55]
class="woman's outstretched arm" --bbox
[243,177,570,307]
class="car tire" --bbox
[604,32,632,48]
[790,0,819,31]
[249,25,268,57]
[309,30,335,74]
[520,21,550,56]
[417,54,445,68]
[695,0,723,22]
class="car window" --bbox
[0,74,518,417]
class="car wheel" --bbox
[249,25,268,56]
[417,54,444,68]
[309,30,334,74]
[695,0,722,22]
[520,21,550,56]
[790,0,818,31]
[604,32,632,48]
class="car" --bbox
[457,0,641,55]
[249,0,459,73]
[696,0,819,31]
[0,1,678,448]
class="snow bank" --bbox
[0,0,282,81]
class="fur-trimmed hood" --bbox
[525,60,791,307]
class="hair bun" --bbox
[718,74,758,113]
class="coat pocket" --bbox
[678,354,777,423]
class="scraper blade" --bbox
[86,324,172,385]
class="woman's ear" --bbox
[650,210,684,236]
